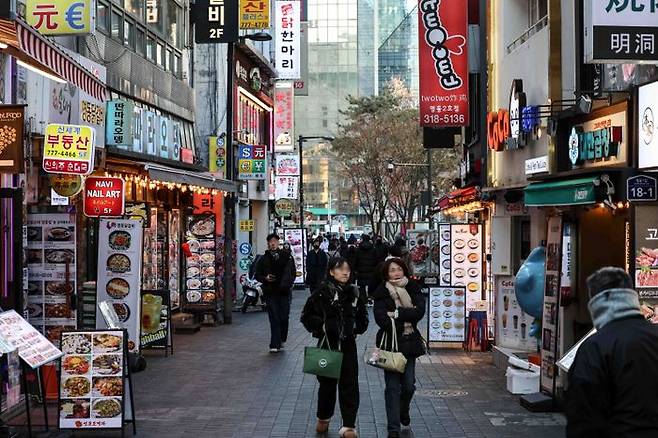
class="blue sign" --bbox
[239,242,252,255]
[627,175,658,202]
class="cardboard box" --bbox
[506,367,540,394]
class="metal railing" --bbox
[506,15,549,54]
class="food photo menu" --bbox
[428,287,467,342]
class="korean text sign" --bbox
[274,81,294,151]
[418,0,469,127]
[194,0,239,43]
[43,124,96,175]
[275,0,301,79]
[584,0,658,63]
[26,0,93,35]
[105,100,134,147]
[240,0,270,29]
[238,144,267,180]
[84,177,125,217]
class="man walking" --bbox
[306,237,329,293]
[566,267,658,437]
[256,234,296,353]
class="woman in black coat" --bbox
[373,258,426,438]
[301,257,369,438]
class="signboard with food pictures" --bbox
[284,228,306,285]
[96,220,144,353]
[58,330,126,429]
[407,229,439,276]
[0,310,63,369]
[495,276,536,351]
[635,205,658,323]
[184,215,217,310]
[26,213,77,343]
[428,287,466,342]
[168,210,182,310]
[140,290,170,350]
[438,224,483,312]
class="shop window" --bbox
[165,49,171,71]
[135,27,146,56]
[124,19,135,48]
[146,0,165,35]
[111,11,123,40]
[125,0,145,21]
[156,43,164,68]
[146,35,155,62]
[173,53,181,77]
[512,216,532,274]
[97,1,110,32]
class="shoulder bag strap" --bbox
[390,316,399,352]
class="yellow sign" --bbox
[43,124,96,175]
[50,174,84,197]
[26,0,93,35]
[239,220,255,232]
[239,0,270,29]
[209,136,226,177]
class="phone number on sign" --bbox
[423,114,466,125]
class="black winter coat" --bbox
[300,278,369,349]
[354,242,379,285]
[305,249,328,287]
[566,316,658,438]
[373,281,426,358]
[255,250,296,296]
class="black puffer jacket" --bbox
[300,278,369,349]
[255,250,296,296]
[354,241,379,285]
[566,315,658,437]
[373,280,426,358]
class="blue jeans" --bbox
[384,359,416,433]
[265,294,289,349]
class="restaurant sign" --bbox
[84,177,125,217]
[43,124,95,175]
[50,174,83,197]
[487,80,540,151]
[106,100,134,147]
[0,105,24,173]
[240,0,270,29]
[567,114,625,168]
[194,0,239,43]
[26,0,94,35]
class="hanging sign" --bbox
[239,220,255,232]
[0,105,24,173]
[84,177,125,217]
[50,174,84,197]
[638,80,658,169]
[237,144,267,180]
[627,175,658,202]
[418,0,469,127]
[275,0,301,79]
[274,81,295,151]
[275,198,295,217]
[26,0,94,36]
[275,153,300,176]
[240,0,270,29]
[106,100,134,147]
[43,124,96,175]
[194,0,239,43]
[275,176,299,199]
[208,135,227,178]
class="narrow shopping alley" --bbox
[126,291,565,438]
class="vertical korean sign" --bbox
[194,0,239,43]
[106,100,134,148]
[275,0,301,79]
[274,81,294,152]
[240,0,270,29]
[208,135,227,179]
[541,216,563,395]
[418,0,469,127]
[26,0,94,35]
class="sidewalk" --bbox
[127,290,564,438]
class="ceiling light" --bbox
[0,42,8,50]
[16,59,66,83]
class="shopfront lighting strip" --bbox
[102,171,226,197]
[441,201,488,216]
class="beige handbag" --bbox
[364,317,408,373]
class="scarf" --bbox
[588,288,643,330]
[386,277,414,335]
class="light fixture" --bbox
[241,32,273,42]
[0,42,8,50]
[16,59,66,83]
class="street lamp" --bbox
[387,150,434,226]
[298,135,335,231]
[223,31,273,325]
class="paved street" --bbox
[128,290,565,438]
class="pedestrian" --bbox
[566,267,658,437]
[301,257,368,438]
[339,237,349,258]
[347,234,357,245]
[320,235,330,252]
[306,237,329,292]
[374,235,390,264]
[354,234,378,298]
[255,233,296,353]
[328,239,341,259]
[373,258,426,438]
[389,237,411,269]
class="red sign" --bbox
[83,177,125,217]
[487,109,510,151]
[418,0,469,127]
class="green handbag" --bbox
[303,332,343,379]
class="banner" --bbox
[194,0,239,43]
[274,82,294,151]
[0,105,24,173]
[283,229,306,285]
[275,0,301,79]
[275,176,299,199]
[275,153,300,176]
[638,80,658,169]
[208,135,227,178]
[26,0,93,35]
[240,0,270,29]
[418,0,469,127]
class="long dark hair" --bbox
[381,257,411,281]
[327,257,351,276]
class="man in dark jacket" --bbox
[566,267,658,438]
[354,234,379,298]
[255,233,296,353]
[306,238,328,292]
[373,235,390,264]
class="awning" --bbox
[0,18,106,100]
[524,177,601,207]
[308,208,336,216]
[143,163,236,193]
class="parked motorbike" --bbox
[240,255,266,313]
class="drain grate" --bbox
[416,389,468,398]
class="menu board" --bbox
[168,210,181,309]
[284,229,306,285]
[428,287,466,342]
[59,330,125,429]
[140,290,170,349]
[0,310,63,368]
[184,214,217,309]
[96,219,144,353]
[26,213,77,343]
[438,224,483,312]
[495,276,536,351]
[408,229,438,276]
[635,206,658,323]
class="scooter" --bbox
[241,255,266,313]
